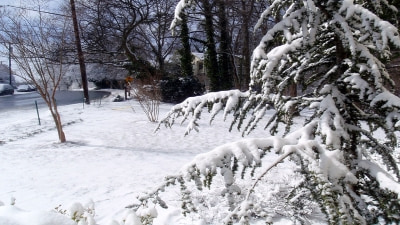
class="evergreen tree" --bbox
[201,0,221,91]
[138,0,400,224]
[178,13,194,77]
[160,12,204,103]
[217,0,233,90]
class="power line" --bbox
[0,4,70,18]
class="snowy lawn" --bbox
[0,90,278,224]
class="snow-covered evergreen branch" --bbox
[156,90,254,135]
[148,0,400,223]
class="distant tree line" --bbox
[63,0,275,93]
[1,0,400,97]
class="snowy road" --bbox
[0,90,110,112]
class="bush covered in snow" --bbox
[134,0,400,224]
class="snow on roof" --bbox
[192,52,204,60]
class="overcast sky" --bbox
[0,0,62,76]
[1,0,60,8]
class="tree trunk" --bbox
[217,0,233,90]
[49,102,66,143]
[240,0,252,90]
[202,0,220,91]
[179,13,194,77]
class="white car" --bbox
[0,83,14,96]
[17,84,36,92]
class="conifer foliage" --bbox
[135,0,400,224]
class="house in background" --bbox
[192,52,209,89]
[192,52,248,91]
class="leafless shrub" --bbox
[131,78,161,123]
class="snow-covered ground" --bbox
[0,90,271,225]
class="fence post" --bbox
[35,100,41,125]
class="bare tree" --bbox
[0,7,72,143]
[135,0,178,74]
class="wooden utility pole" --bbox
[70,0,90,104]
[8,43,12,85]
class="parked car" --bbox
[17,84,36,92]
[0,83,14,96]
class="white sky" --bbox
[0,0,62,76]
[0,0,60,9]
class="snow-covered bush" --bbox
[133,0,400,224]
[0,198,78,225]
[107,207,157,225]
[55,201,96,225]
